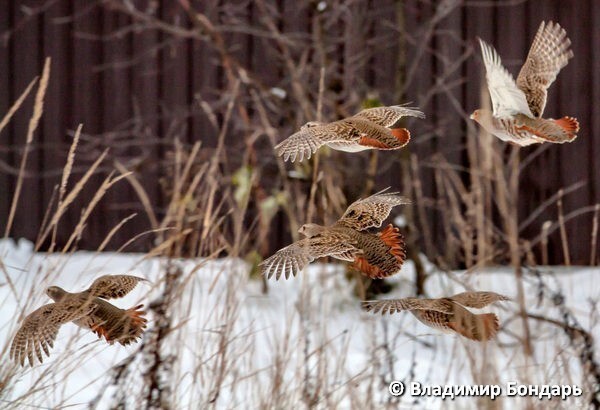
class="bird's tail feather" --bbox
[390,128,411,146]
[379,224,407,264]
[91,304,147,345]
[353,225,406,279]
[553,116,579,139]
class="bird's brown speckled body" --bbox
[261,189,410,280]
[363,291,511,342]
[276,106,425,162]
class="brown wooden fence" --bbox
[1,0,598,264]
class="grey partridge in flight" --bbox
[363,291,511,342]
[275,105,425,162]
[10,275,148,367]
[471,21,579,146]
[260,189,410,280]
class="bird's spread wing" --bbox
[516,21,573,117]
[364,297,501,341]
[88,274,148,299]
[275,125,349,163]
[449,291,511,309]
[353,105,425,128]
[362,298,452,315]
[260,237,356,280]
[336,188,411,231]
[478,38,533,117]
[10,301,93,367]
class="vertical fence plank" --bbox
[0,1,13,226]
[191,0,220,150]
[42,0,73,225]
[98,7,134,247]
[68,0,103,248]
[591,0,600,264]
[129,0,161,246]
[558,3,593,263]
[9,3,42,242]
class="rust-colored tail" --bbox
[358,129,411,150]
[359,135,391,149]
[353,225,407,279]
[553,116,579,140]
[390,128,411,146]
[448,312,499,342]
[353,256,381,279]
[92,304,148,345]
[379,224,407,263]
[516,115,579,143]
[119,304,147,345]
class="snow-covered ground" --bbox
[0,238,597,409]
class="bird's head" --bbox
[298,223,325,238]
[470,108,493,122]
[46,286,67,301]
[470,108,494,129]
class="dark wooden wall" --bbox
[0,0,598,264]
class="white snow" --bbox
[0,238,597,408]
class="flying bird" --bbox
[363,291,511,342]
[11,275,149,367]
[275,105,425,162]
[471,21,579,146]
[260,189,410,280]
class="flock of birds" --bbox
[10,21,579,366]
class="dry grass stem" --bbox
[4,58,51,238]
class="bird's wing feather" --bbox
[260,236,356,280]
[516,21,573,117]
[449,291,511,309]
[275,126,350,163]
[10,300,93,366]
[362,298,453,315]
[337,188,411,231]
[353,106,425,128]
[88,274,148,299]
[478,38,533,117]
